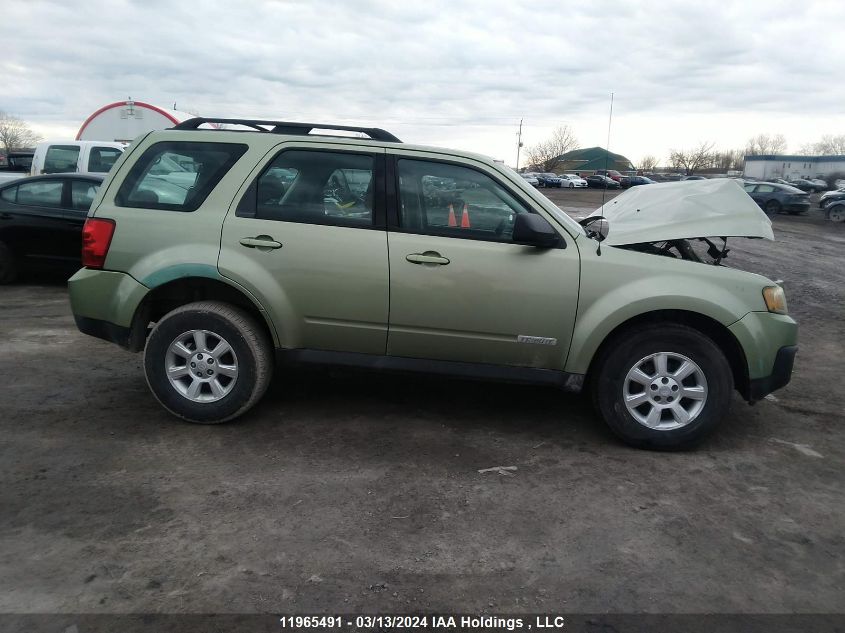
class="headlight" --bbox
[763,285,788,314]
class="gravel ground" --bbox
[0,189,843,618]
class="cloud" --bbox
[2,0,843,161]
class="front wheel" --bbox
[569,183,574,188]
[591,324,733,450]
[829,206,845,223]
[144,301,273,424]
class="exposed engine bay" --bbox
[579,215,731,265]
[618,237,730,265]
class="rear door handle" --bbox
[406,251,450,266]
[239,236,282,250]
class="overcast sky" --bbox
[2,0,843,165]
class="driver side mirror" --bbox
[512,213,561,248]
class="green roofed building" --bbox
[555,147,635,174]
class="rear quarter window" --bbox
[115,141,247,212]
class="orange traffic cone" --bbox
[448,203,457,227]
[460,203,471,228]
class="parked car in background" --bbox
[743,181,810,215]
[819,188,845,208]
[628,175,656,187]
[559,174,587,188]
[0,173,104,283]
[810,178,829,191]
[30,141,124,177]
[585,174,621,189]
[536,172,563,188]
[682,175,707,181]
[595,169,622,182]
[0,151,34,185]
[520,172,540,187]
[789,178,825,193]
[619,176,631,187]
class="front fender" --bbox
[564,246,770,375]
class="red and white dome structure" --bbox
[76,99,197,143]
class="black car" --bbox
[819,188,845,208]
[585,174,620,189]
[789,178,825,193]
[0,151,34,173]
[0,173,104,283]
[742,181,810,215]
[628,175,656,187]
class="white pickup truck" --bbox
[30,141,124,177]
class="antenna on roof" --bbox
[597,92,614,255]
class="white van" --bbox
[30,141,125,177]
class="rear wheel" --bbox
[144,301,272,424]
[0,240,18,285]
[765,200,781,215]
[592,324,733,450]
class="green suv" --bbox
[69,118,797,449]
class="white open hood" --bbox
[587,179,774,246]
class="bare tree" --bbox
[809,134,845,155]
[745,133,787,156]
[525,125,579,172]
[712,149,744,171]
[0,111,41,154]
[668,141,716,175]
[638,155,658,171]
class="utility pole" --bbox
[515,119,523,171]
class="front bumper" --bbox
[747,345,797,401]
[728,311,798,402]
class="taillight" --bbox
[81,218,116,269]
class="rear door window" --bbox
[115,141,247,212]
[44,145,81,174]
[14,179,64,207]
[241,150,375,228]
[88,147,123,173]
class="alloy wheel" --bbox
[623,352,708,430]
[164,329,239,402]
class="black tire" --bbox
[0,240,18,285]
[765,200,781,215]
[591,324,733,450]
[143,301,272,424]
[569,183,574,188]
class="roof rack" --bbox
[172,117,402,143]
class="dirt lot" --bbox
[0,188,843,618]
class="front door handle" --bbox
[406,251,450,266]
[239,236,282,250]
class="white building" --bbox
[76,99,196,143]
[744,154,845,181]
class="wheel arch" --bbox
[126,276,278,352]
[581,309,749,396]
